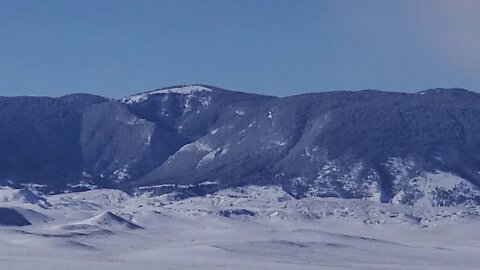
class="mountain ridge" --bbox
[2,85,480,206]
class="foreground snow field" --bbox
[1,186,480,269]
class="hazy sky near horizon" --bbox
[1,0,480,97]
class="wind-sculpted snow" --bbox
[2,186,480,269]
[0,207,31,226]
[2,85,480,206]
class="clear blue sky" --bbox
[1,0,479,97]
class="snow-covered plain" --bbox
[1,186,480,269]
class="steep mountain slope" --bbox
[1,85,480,206]
[0,94,107,190]
[133,88,480,206]
[80,85,274,186]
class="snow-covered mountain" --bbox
[2,85,480,206]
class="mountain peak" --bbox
[417,88,476,95]
[147,84,212,95]
[121,85,213,104]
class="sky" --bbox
[1,0,480,98]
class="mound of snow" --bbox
[12,208,52,224]
[0,207,31,226]
[49,189,133,210]
[81,211,143,230]
[0,187,49,207]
